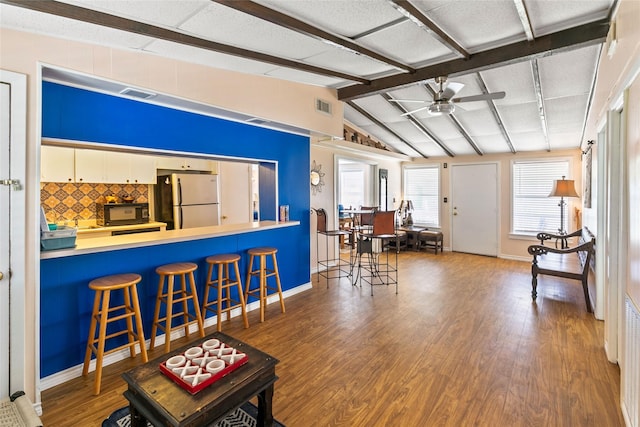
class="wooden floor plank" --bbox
[39,251,624,426]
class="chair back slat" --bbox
[315,208,328,233]
[360,206,378,226]
[373,211,395,235]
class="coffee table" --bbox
[122,331,279,427]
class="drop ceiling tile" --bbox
[351,96,408,123]
[538,45,600,99]
[481,62,536,105]
[474,134,510,154]
[59,0,210,28]
[439,137,475,156]
[344,104,375,128]
[410,0,525,52]
[509,131,548,152]
[0,4,153,48]
[180,3,331,61]
[256,0,404,39]
[497,103,542,133]
[456,109,503,135]
[145,39,277,75]
[545,95,589,133]
[525,0,613,36]
[304,48,396,78]
[417,115,461,140]
[548,131,584,150]
[358,20,453,66]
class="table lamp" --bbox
[548,176,579,235]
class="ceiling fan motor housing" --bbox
[428,100,455,115]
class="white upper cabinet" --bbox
[41,145,157,184]
[74,148,106,183]
[104,152,156,184]
[156,156,217,173]
[40,146,75,182]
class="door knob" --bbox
[453,212,458,216]
[0,271,4,280]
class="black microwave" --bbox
[96,203,149,226]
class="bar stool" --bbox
[202,254,249,332]
[150,262,205,353]
[83,273,148,395]
[245,247,286,323]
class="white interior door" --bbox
[1,70,27,399]
[451,163,498,256]
[0,77,11,398]
[219,161,251,225]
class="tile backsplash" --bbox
[40,182,149,223]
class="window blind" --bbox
[512,160,570,234]
[404,166,439,226]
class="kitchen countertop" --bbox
[40,220,300,259]
[76,221,167,236]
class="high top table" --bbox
[122,331,279,427]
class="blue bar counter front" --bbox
[40,82,311,378]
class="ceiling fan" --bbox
[390,76,506,116]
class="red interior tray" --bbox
[159,338,248,395]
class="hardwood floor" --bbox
[40,251,624,426]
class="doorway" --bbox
[337,158,375,210]
[450,163,499,256]
[0,70,27,398]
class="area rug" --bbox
[102,401,285,427]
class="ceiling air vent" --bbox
[245,117,270,125]
[119,87,156,99]
[315,98,332,116]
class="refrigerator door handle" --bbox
[179,206,184,229]
[177,178,183,206]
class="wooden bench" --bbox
[527,228,595,312]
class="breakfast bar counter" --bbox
[39,220,308,385]
[41,221,299,259]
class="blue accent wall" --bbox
[40,82,310,377]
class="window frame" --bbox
[510,157,575,237]
[402,164,441,228]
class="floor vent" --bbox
[315,98,332,115]
[119,87,156,99]
[623,296,640,427]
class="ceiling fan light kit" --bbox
[428,101,455,116]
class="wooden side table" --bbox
[122,332,279,427]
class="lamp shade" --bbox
[549,177,579,198]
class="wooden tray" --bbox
[159,338,248,395]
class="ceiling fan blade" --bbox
[401,106,430,116]
[453,91,506,103]
[441,82,465,100]
[388,99,428,103]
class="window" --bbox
[340,169,364,209]
[512,160,570,234]
[403,166,440,227]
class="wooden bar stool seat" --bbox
[245,247,285,323]
[150,262,205,353]
[202,254,249,332]
[83,273,148,395]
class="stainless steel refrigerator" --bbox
[155,173,220,230]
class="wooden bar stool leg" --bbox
[179,273,190,338]
[217,263,224,331]
[245,254,255,303]
[93,289,111,395]
[234,260,249,329]
[149,275,164,351]
[164,274,174,354]
[83,290,101,376]
[189,271,205,337]
[123,286,136,358]
[271,253,286,314]
[130,284,148,363]
[259,254,266,323]
[202,262,214,322]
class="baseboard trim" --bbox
[39,282,312,391]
